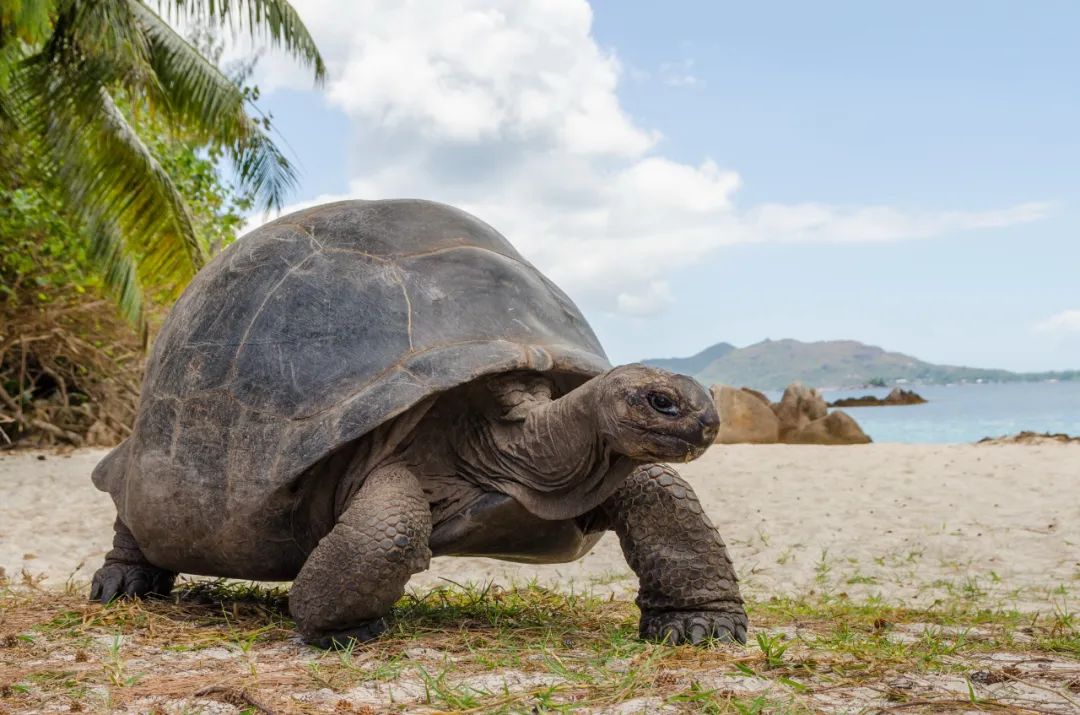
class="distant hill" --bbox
[642,338,1079,390]
[643,342,736,375]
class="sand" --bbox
[3,443,1078,610]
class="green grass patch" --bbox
[1,578,1077,713]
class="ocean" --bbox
[782,381,1080,444]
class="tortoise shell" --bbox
[92,199,609,576]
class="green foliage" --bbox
[0,0,323,330]
[0,83,254,317]
[0,178,94,307]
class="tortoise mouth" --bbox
[656,434,711,461]
[626,428,712,462]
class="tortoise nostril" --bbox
[696,412,720,444]
[699,409,720,431]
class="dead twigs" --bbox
[0,297,143,448]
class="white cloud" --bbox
[254,0,655,156]
[1035,310,1080,334]
[658,58,701,88]
[749,201,1050,244]
[617,281,674,317]
[243,0,1051,316]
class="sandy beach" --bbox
[4,443,1077,610]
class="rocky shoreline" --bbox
[977,431,1080,445]
[829,387,928,408]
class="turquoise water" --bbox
[773,381,1080,444]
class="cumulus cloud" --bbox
[253,0,655,155]
[658,58,701,88]
[241,0,1050,316]
[617,281,674,317]
[749,201,1050,244]
[1035,310,1080,334]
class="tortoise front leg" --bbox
[601,464,747,645]
[289,463,432,648]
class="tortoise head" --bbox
[596,364,719,462]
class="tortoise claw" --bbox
[640,608,748,646]
[90,563,174,603]
[304,617,389,650]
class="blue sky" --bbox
[243,1,1079,372]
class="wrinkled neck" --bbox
[456,375,638,520]
[518,377,605,479]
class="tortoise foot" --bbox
[90,562,175,603]
[640,608,748,646]
[304,617,388,649]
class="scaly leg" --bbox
[602,463,747,645]
[289,462,432,648]
[90,517,176,602]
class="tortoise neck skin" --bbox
[453,375,640,521]
[510,375,628,486]
[447,365,719,522]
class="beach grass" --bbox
[1,574,1078,714]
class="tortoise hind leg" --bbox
[289,463,432,649]
[90,517,176,602]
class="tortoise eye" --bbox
[647,392,679,417]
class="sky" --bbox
[231,0,1080,371]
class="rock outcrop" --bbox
[787,411,872,445]
[740,387,771,406]
[977,431,1080,445]
[710,385,780,444]
[830,387,927,408]
[710,381,873,445]
[771,383,828,441]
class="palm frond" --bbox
[92,86,207,272]
[0,63,16,127]
[86,216,147,338]
[4,0,322,330]
[159,0,325,81]
[130,1,247,135]
[230,122,296,211]
[12,53,206,323]
[131,1,297,209]
[0,2,47,126]
[0,0,56,48]
[42,0,158,90]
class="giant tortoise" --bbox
[90,199,748,647]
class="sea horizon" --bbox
[777,380,1080,444]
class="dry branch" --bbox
[1,295,144,448]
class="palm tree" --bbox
[0,0,324,332]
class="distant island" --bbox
[642,339,1080,391]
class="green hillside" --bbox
[643,338,1079,390]
[642,342,736,375]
